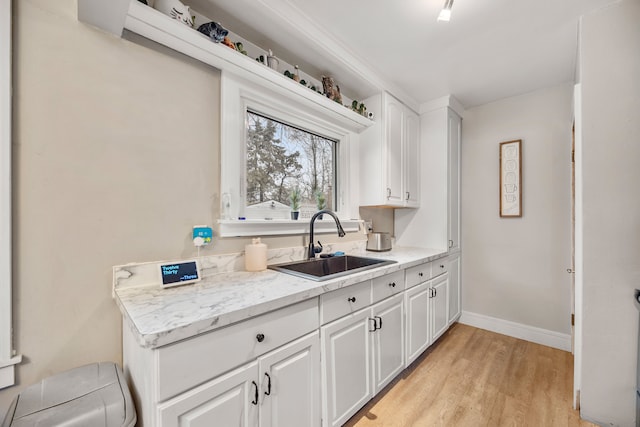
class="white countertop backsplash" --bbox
[113,242,447,349]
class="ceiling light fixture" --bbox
[437,0,454,22]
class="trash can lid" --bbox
[4,362,136,427]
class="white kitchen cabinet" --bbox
[430,273,449,343]
[371,293,405,393]
[123,299,319,426]
[405,281,431,366]
[359,92,420,207]
[447,254,461,325]
[404,110,420,207]
[258,332,320,427]
[158,332,319,427]
[158,361,258,427]
[321,287,405,427]
[321,308,372,427]
[447,110,462,251]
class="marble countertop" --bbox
[114,246,447,349]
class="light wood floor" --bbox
[344,323,596,427]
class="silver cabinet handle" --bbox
[405,192,410,201]
[449,240,454,248]
[387,188,391,199]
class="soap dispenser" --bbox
[245,238,267,272]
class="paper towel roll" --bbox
[245,238,267,272]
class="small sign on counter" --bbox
[160,260,200,288]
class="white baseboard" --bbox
[459,311,572,351]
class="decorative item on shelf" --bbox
[266,49,279,71]
[154,0,194,27]
[350,100,368,117]
[234,42,248,55]
[322,76,342,104]
[289,187,301,220]
[293,66,301,82]
[222,36,235,49]
[256,55,265,64]
[196,21,228,43]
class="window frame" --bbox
[0,0,20,389]
[220,72,360,237]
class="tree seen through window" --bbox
[246,111,336,217]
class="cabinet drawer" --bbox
[156,298,319,401]
[320,280,371,325]
[432,259,449,277]
[372,270,405,303]
[405,262,432,288]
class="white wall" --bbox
[578,0,640,424]
[460,84,574,337]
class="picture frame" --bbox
[499,139,522,217]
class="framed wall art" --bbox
[499,139,522,217]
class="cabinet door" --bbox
[386,97,404,205]
[158,361,258,427]
[448,255,461,325]
[405,281,430,366]
[259,332,320,427]
[404,109,420,207]
[321,308,373,427]
[447,109,461,251]
[430,274,449,343]
[371,293,405,393]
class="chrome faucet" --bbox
[307,209,346,259]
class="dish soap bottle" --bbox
[245,238,267,272]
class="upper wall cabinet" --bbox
[359,92,420,208]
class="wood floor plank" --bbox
[344,323,597,427]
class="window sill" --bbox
[218,219,362,237]
[0,355,22,389]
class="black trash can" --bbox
[1,362,136,427]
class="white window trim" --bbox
[1,0,21,389]
[219,71,361,237]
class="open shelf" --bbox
[123,0,374,133]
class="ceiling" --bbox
[187,0,618,109]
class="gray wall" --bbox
[461,83,573,334]
[578,0,640,424]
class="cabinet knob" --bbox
[440,264,445,269]
[347,296,356,303]
[256,333,265,343]
[389,282,396,288]
[418,272,424,277]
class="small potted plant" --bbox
[315,190,326,219]
[289,187,301,220]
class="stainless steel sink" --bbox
[269,255,396,281]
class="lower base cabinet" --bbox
[321,308,372,427]
[158,332,320,427]
[321,293,404,427]
[405,281,431,366]
[124,256,461,427]
[447,253,461,324]
[431,273,449,342]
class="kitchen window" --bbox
[245,111,337,219]
[219,72,361,237]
